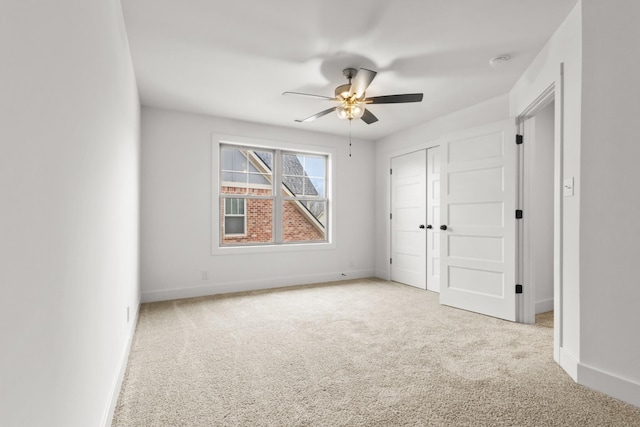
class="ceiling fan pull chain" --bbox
[349,120,352,157]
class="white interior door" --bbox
[426,146,441,292]
[391,150,426,289]
[439,120,518,321]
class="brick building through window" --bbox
[220,145,327,246]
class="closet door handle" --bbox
[426,225,433,229]
[440,225,448,230]
[419,224,425,229]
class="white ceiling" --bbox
[122,0,577,141]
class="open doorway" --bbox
[521,99,556,328]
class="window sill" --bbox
[212,241,336,256]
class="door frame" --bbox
[516,83,563,359]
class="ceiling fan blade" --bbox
[295,107,337,123]
[349,68,377,99]
[366,93,424,104]
[361,109,378,125]
[283,91,337,101]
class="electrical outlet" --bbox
[202,271,209,280]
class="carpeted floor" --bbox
[113,278,640,426]
[536,310,554,328]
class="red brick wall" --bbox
[221,186,324,244]
[282,201,324,242]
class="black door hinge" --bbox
[515,209,523,219]
[516,284,523,294]
[516,134,523,145]
[390,213,392,220]
[390,258,393,264]
[390,168,393,175]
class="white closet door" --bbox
[426,146,441,292]
[391,150,427,289]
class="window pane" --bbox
[222,171,249,183]
[221,199,273,245]
[308,177,325,197]
[254,150,273,169]
[282,200,326,242]
[224,216,244,234]
[222,146,273,195]
[282,153,326,197]
[304,156,325,178]
[282,154,301,176]
[221,147,247,172]
[248,173,271,185]
[282,175,303,196]
[224,198,245,215]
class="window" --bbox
[218,142,330,248]
[223,198,245,235]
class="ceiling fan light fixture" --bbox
[336,101,365,120]
[351,103,365,119]
[336,104,349,120]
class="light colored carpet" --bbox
[536,311,554,329]
[113,278,640,426]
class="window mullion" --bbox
[273,149,283,244]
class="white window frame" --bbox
[212,134,336,255]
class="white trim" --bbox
[517,83,557,326]
[515,71,564,366]
[214,240,335,255]
[141,269,375,303]
[375,269,390,281]
[578,363,640,408]
[101,300,141,427]
[535,298,554,314]
[559,347,579,381]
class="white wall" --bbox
[510,0,582,373]
[512,0,640,407]
[578,0,640,405]
[140,107,375,302]
[0,1,140,426]
[374,94,510,279]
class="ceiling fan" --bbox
[283,68,423,125]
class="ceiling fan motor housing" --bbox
[335,84,351,99]
[342,67,358,80]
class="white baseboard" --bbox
[535,298,554,314]
[102,299,141,427]
[141,269,375,303]
[559,347,579,381]
[375,269,390,281]
[558,347,640,408]
[578,363,640,408]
